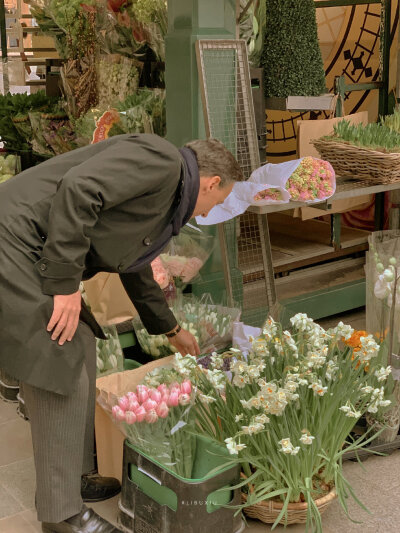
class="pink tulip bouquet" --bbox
[111,378,196,477]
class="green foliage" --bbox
[330,119,400,153]
[381,107,400,134]
[0,91,58,152]
[261,0,326,98]
[28,0,97,59]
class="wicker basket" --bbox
[241,488,337,525]
[312,138,400,184]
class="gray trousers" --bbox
[22,322,96,523]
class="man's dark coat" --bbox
[0,134,191,395]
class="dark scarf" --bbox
[124,147,200,273]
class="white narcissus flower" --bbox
[210,352,224,369]
[278,438,299,455]
[206,369,226,391]
[231,360,248,374]
[241,423,264,435]
[358,336,380,362]
[360,385,374,395]
[235,414,244,422]
[198,393,216,404]
[232,374,250,388]
[225,437,246,455]
[173,353,197,376]
[309,381,328,396]
[300,432,315,445]
[332,321,354,340]
[254,414,270,425]
[375,366,392,382]
[290,313,314,332]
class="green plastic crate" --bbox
[118,435,244,533]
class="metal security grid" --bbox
[196,39,276,326]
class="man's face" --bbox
[192,176,233,218]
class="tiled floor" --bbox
[1,309,400,533]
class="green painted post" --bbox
[165,0,236,147]
[165,0,238,303]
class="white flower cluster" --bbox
[206,369,226,391]
[357,335,380,362]
[308,380,328,397]
[198,393,216,404]
[326,321,354,341]
[290,313,315,332]
[225,437,246,455]
[374,366,392,382]
[306,345,328,369]
[241,414,270,435]
[278,438,299,455]
[262,317,279,339]
[339,402,361,418]
[366,387,391,413]
[278,430,316,456]
[325,359,339,381]
[173,353,197,377]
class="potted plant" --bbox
[174,314,391,531]
[261,0,327,109]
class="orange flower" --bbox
[345,331,370,372]
[344,330,367,349]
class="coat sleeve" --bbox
[119,266,178,335]
[35,135,181,295]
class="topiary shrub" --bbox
[261,0,326,98]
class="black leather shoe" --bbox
[81,473,121,502]
[42,505,121,532]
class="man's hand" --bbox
[47,290,81,345]
[168,328,200,357]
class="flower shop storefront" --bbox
[1,1,400,533]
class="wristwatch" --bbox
[165,325,182,338]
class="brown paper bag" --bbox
[95,356,174,481]
[295,111,372,219]
[83,273,138,326]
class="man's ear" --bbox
[209,175,221,190]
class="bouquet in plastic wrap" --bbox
[197,157,336,225]
[105,355,197,477]
[133,294,241,358]
[96,325,124,377]
[159,224,215,288]
[0,153,20,183]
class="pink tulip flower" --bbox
[135,406,146,422]
[168,391,179,407]
[150,389,162,403]
[124,411,137,425]
[128,399,140,412]
[161,393,170,404]
[157,384,168,394]
[143,399,158,411]
[180,380,192,395]
[137,385,149,404]
[179,393,191,406]
[117,396,130,411]
[126,392,138,403]
[156,401,169,418]
[112,405,126,422]
[145,409,158,423]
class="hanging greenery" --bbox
[261,0,326,98]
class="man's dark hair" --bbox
[185,138,245,187]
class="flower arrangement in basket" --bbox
[312,119,400,183]
[174,314,391,531]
